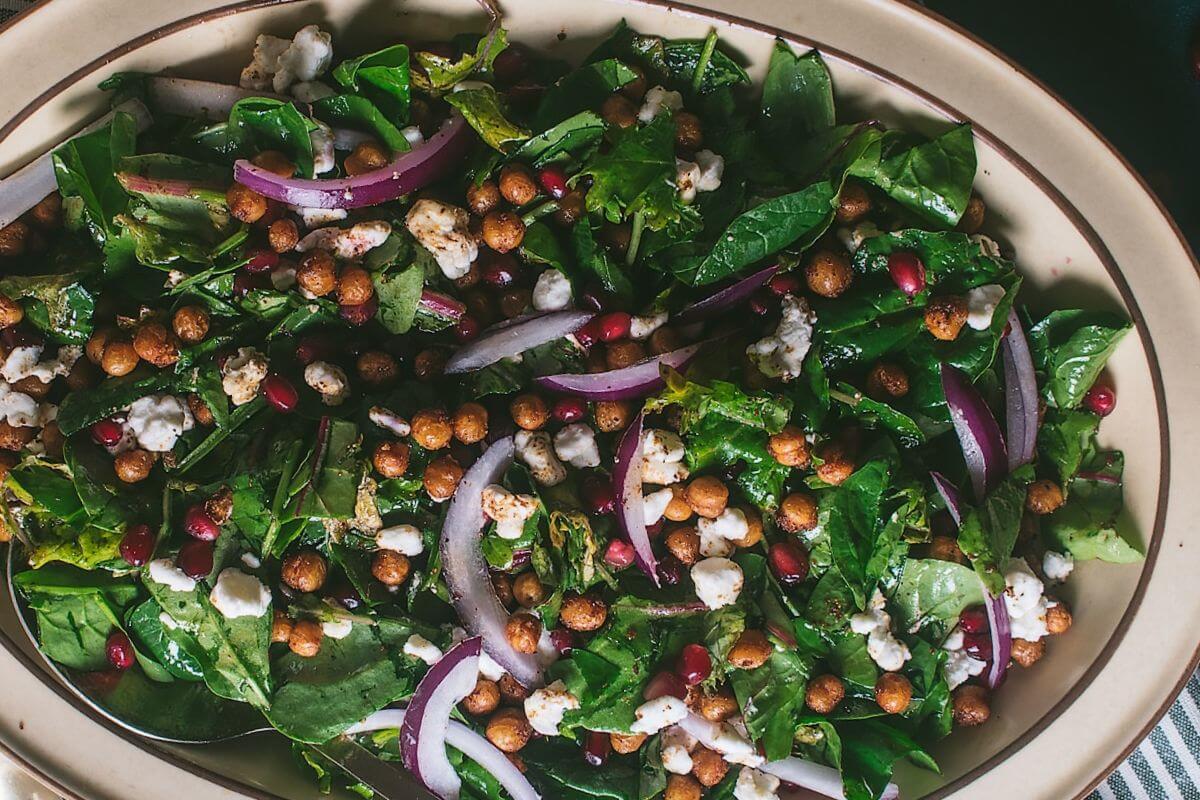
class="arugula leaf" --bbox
[891,559,985,639]
[955,466,1032,594]
[313,94,411,154]
[372,263,425,335]
[445,85,531,153]
[1028,309,1130,409]
[331,44,411,123]
[1043,451,1141,562]
[579,114,680,231]
[532,59,638,130]
[512,111,606,168]
[761,40,834,141]
[413,28,509,92]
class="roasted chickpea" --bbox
[85,327,113,365]
[665,526,700,566]
[337,265,375,306]
[1010,638,1045,668]
[497,672,529,703]
[288,619,323,657]
[411,408,453,449]
[560,593,608,632]
[648,326,683,356]
[958,193,986,235]
[281,550,328,593]
[836,181,872,224]
[875,673,913,715]
[664,775,702,800]
[414,348,447,380]
[815,440,855,485]
[0,221,30,257]
[12,376,50,400]
[694,687,738,722]
[685,476,729,519]
[498,163,539,206]
[610,731,648,754]
[691,746,729,787]
[510,393,550,431]
[268,218,300,252]
[356,351,398,386]
[453,402,489,444]
[64,358,98,392]
[486,708,533,753]
[251,149,296,177]
[1046,601,1073,634]
[1026,479,1065,515]
[100,340,140,377]
[424,455,464,501]
[467,180,503,216]
[767,425,811,468]
[801,674,845,715]
[512,572,546,608]
[297,250,337,297]
[344,141,390,176]
[133,322,180,368]
[0,295,23,328]
[172,305,210,345]
[271,609,294,644]
[40,421,64,460]
[506,612,542,654]
[732,508,764,547]
[928,534,965,564]
[664,486,694,522]
[373,441,411,478]
[482,211,526,253]
[601,94,638,128]
[805,249,854,298]
[605,340,645,371]
[29,193,62,229]
[0,451,18,483]
[924,295,969,341]
[777,492,819,533]
[227,183,269,224]
[729,630,772,670]
[205,486,234,525]
[552,189,585,227]
[371,550,411,586]
[462,678,502,715]
[114,449,154,483]
[866,362,910,400]
[594,400,634,432]
[952,685,990,726]
[0,421,34,452]
[489,571,515,609]
[674,111,704,151]
[188,393,215,427]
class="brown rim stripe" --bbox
[0,1,1192,798]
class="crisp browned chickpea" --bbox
[271,609,294,644]
[370,441,408,478]
[0,422,34,452]
[29,194,62,229]
[665,526,700,566]
[0,221,30,257]
[958,194,986,235]
[281,550,328,593]
[665,774,702,800]
[1026,480,1065,515]
[674,111,704,151]
[424,455,464,501]
[497,672,529,703]
[694,687,738,722]
[454,261,482,291]
[805,674,846,714]
[463,678,502,716]
[85,327,113,365]
[133,322,180,368]
[414,348,446,380]
[297,250,337,297]
[729,630,772,670]
[227,183,268,224]
[560,593,608,632]
[815,440,855,485]
[924,295,969,341]
[664,486,694,522]
[371,550,411,586]
[510,394,550,431]
[875,673,913,714]
[482,211,526,253]
[114,449,154,483]
[172,306,210,345]
[605,340,645,371]
[594,400,634,432]
[620,65,648,99]
[866,362,909,399]
[205,486,234,525]
[357,351,398,386]
[512,572,546,608]
[486,708,533,753]
[344,141,390,176]
[0,295,23,328]
[691,746,729,787]
[601,94,638,128]
[467,180,502,216]
[952,684,990,726]
[552,189,585,227]
[805,249,854,298]
[610,731,648,754]
[647,326,682,355]
[836,181,872,224]
[101,340,140,377]
[1046,601,1072,634]
[251,150,296,177]
[493,573,515,609]
[506,612,542,653]
[732,507,764,547]
[767,425,811,468]
[928,534,965,564]
[1010,638,1045,668]
[777,492,819,533]
[288,618,323,657]
[40,421,64,460]
[188,393,215,427]
[685,476,729,519]
[268,218,300,252]
[411,408,453,449]
[499,288,531,319]
[337,266,375,307]
[498,164,539,206]
[453,402,488,444]
[12,376,50,400]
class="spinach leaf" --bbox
[829,383,926,448]
[445,85,531,153]
[1028,309,1130,409]
[290,419,361,521]
[413,28,509,92]
[331,44,411,123]
[728,647,812,760]
[955,466,1031,594]
[521,222,575,280]
[839,719,939,800]
[127,598,205,681]
[663,37,749,95]
[1037,408,1100,485]
[532,59,638,130]
[806,566,858,630]
[684,413,791,510]
[761,40,834,141]
[891,559,984,639]
[1043,451,1141,562]
[523,738,642,800]
[227,98,317,177]
[512,111,606,168]
[313,94,410,154]
[0,272,95,344]
[579,114,680,231]
[571,221,632,300]
[823,459,893,608]
[372,263,425,335]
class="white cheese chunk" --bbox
[691,557,744,609]
[481,484,540,540]
[209,569,271,619]
[126,394,194,452]
[746,295,816,381]
[848,589,912,672]
[405,199,478,280]
[148,558,197,592]
[376,524,424,555]
[524,680,580,736]
[532,269,573,311]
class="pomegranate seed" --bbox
[119,524,155,567]
[262,374,298,412]
[538,166,569,200]
[574,318,604,348]
[643,670,688,701]
[887,251,926,297]
[244,247,279,274]
[340,295,378,326]
[748,291,772,315]
[675,643,712,686]
[295,335,332,365]
[552,396,587,423]
[963,632,993,661]
[657,555,683,586]
[90,419,124,447]
[178,539,214,579]
[549,628,576,655]
[582,476,615,514]
[767,273,801,297]
[1083,384,1116,417]
[493,47,529,84]
[105,632,135,671]
[482,256,519,288]
[454,315,481,342]
[596,312,632,342]
[604,539,636,569]
[768,540,810,586]
[958,606,989,634]
[583,730,610,767]
[184,505,220,542]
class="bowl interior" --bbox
[0,0,1166,798]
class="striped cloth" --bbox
[0,0,1194,798]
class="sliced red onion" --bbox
[347,709,540,800]
[116,172,224,197]
[675,264,780,323]
[444,310,593,374]
[761,755,899,800]
[535,344,701,400]
[419,289,467,322]
[0,98,152,229]
[1075,470,1121,485]
[147,76,289,120]
[930,471,964,528]
[439,437,543,688]
[613,411,659,586]
[233,112,472,209]
[940,363,1007,501]
[983,591,1012,690]
[400,637,482,800]
[1001,310,1038,471]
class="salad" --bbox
[0,7,1142,800]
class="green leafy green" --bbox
[579,114,680,231]
[372,263,425,335]
[413,28,509,92]
[226,98,317,177]
[729,647,812,760]
[532,59,638,130]
[332,44,411,123]
[313,94,411,154]
[1043,451,1141,562]
[761,40,834,141]
[0,273,95,344]
[955,467,1031,594]
[445,85,531,152]
[891,559,985,639]
[512,111,606,167]
[1028,309,1130,409]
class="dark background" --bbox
[925,0,1200,251]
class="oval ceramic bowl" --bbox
[0,0,1197,798]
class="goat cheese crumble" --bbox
[1043,550,1075,582]
[221,347,268,406]
[698,507,750,558]
[524,680,580,736]
[126,394,194,452]
[209,569,271,619]
[376,524,424,555]
[304,361,349,406]
[405,199,478,280]
[553,423,601,468]
[965,283,1006,331]
[691,557,744,609]
[531,269,573,311]
[514,430,567,486]
[240,25,333,93]
[296,220,392,260]
[642,428,690,485]
[403,634,443,665]
[746,295,817,381]
[148,559,197,592]
[481,484,539,540]
[849,589,912,672]
[631,695,689,734]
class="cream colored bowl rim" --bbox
[0,1,1193,798]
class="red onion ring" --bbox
[1001,309,1038,471]
[116,172,224,197]
[674,264,780,323]
[444,309,593,374]
[147,76,290,120]
[613,411,659,586]
[439,436,543,688]
[940,363,1008,501]
[418,289,466,322]
[232,112,472,209]
[930,471,964,528]
[760,755,899,800]
[982,591,1012,690]
[400,636,482,799]
[535,344,701,400]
